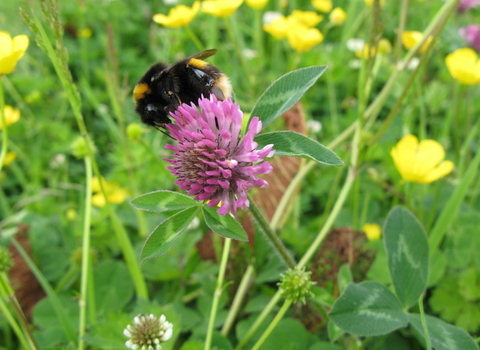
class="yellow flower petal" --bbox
[401,31,431,52]
[362,223,382,241]
[0,33,29,75]
[92,193,106,207]
[202,0,244,18]
[291,10,323,27]
[153,1,200,28]
[0,105,21,130]
[246,0,269,10]
[391,135,454,184]
[263,15,288,40]
[445,48,480,85]
[2,152,17,167]
[329,7,347,25]
[287,25,324,52]
[312,0,333,13]
[421,160,454,184]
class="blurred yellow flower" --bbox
[0,32,29,75]
[0,105,20,130]
[291,10,323,27]
[202,0,244,18]
[287,25,324,52]
[246,0,268,10]
[355,43,376,59]
[329,7,347,25]
[2,152,16,167]
[91,176,129,207]
[391,135,454,184]
[378,38,392,54]
[153,1,200,28]
[364,0,386,5]
[362,223,382,241]
[401,31,432,53]
[445,48,480,85]
[77,28,92,38]
[66,209,77,221]
[312,0,333,13]
[263,15,288,39]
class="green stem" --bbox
[204,238,232,350]
[223,17,254,89]
[0,273,37,350]
[78,155,93,350]
[234,292,282,350]
[394,0,409,63]
[419,293,432,350]
[250,299,293,350]
[221,264,255,336]
[0,77,8,174]
[247,195,296,269]
[184,25,205,52]
[27,10,148,299]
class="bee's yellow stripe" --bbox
[133,83,151,102]
[188,58,209,69]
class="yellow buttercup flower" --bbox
[246,0,268,10]
[355,43,376,59]
[91,176,129,207]
[202,0,244,18]
[2,152,16,167]
[0,32,29,75]
[362,223,381,241]
[0,105,20,130]
[312,0,333,13]
[364,0,386,5]
[401,31,432,53]
[329,7,347,25]
[291,10,323,27]
[391,135,454,184]
[77,28,93,38]
[263,15,288,40]
[287,24,324,52]
[153,1,200,28]
[445,48,480,85]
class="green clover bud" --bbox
[127,123,144,141]
[71,136,96,159]
[0,246,12,273]
[278,267,316,304]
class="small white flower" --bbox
[263,11,282,25]
[307,120,322,134]
[346,38,365,52]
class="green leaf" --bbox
[140,206,200,262]
[250,66,327,127]
[329,281,409,336]
[409,314,479,350]
[202,206,248,241]
[308,342,343,350]
[383,206,429,309]
[338,264,353,293]
[131,190,197,212]
[94,261,134,312]
[255,131,343,166]
[261,318,309,350]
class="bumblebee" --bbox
[133,49,232,128]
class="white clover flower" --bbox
[124,314,173,350]
[346,38,365,52]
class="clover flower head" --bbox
[165,95,275,216]
[124,314,173,350]
[390,135,454,184]
[457,0,480,12]
[459,25,480,52]
[278,267,316,304]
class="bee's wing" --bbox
[188,49,218,60]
